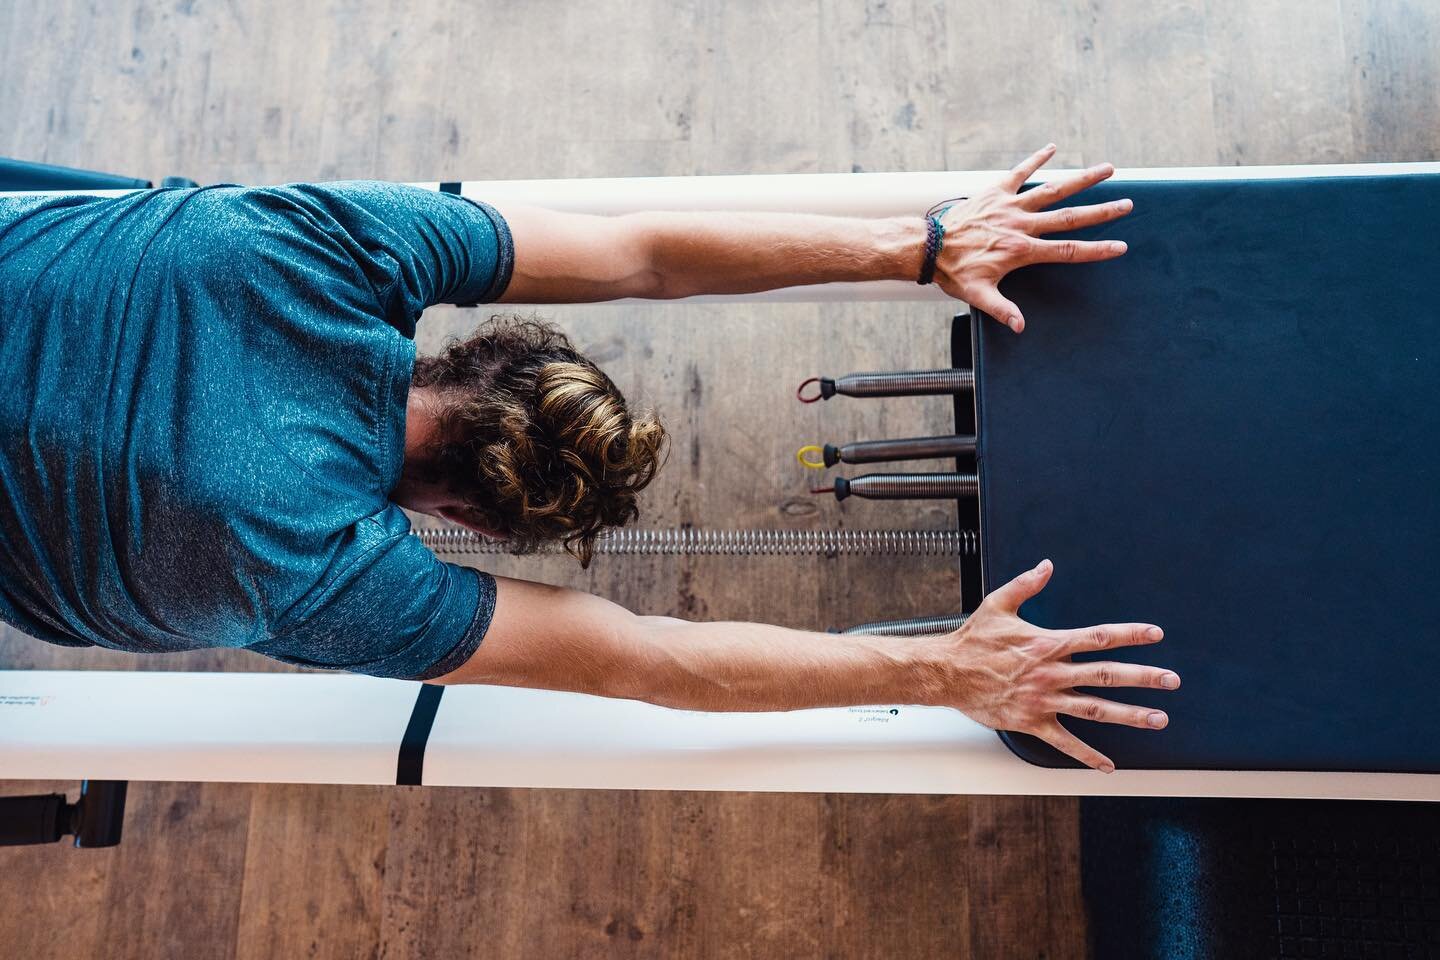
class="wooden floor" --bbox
[2,1,1436,956]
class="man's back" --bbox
[0,183,509,675]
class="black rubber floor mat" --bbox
[1081,798,1440,959]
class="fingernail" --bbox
[1111,241,1128,254]
[1119,198,1133,211]
[1146,627,1163,642]
[1046,142,1056,150]
[1161,672,1180,689]
[1099,762,1115,774]
[1147,712,1167,728]
[1010,316,1024,333]
[1035,558,1051,572]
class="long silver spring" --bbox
[842,613,970,636]
[830,472,979,501]
[835,368,974,398]
[416,527,978,557]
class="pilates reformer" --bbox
[4,160,1440,855]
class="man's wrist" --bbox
[872,216,929,283]
[882,633,957,708]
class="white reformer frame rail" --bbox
[4,162,1440,799]
[5,670,1439,799]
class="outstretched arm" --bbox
[495,144,1131,332]
[431,559,1180,773]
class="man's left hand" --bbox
[934,143,1133,333]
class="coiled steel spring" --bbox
[416,526,978,557]
[833,368,975,398]
[817,472,979,501]
[842,613,970,636]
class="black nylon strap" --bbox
[396,684,445,786]
[437,181,479,306]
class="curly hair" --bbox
[411,315,667,566]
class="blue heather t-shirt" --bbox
[0,181,510,679]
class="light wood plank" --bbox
[1339,0,1440,161]
[1207,0,1355,165]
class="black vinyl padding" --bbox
[0,157,151,190]
[974,174,1440,771]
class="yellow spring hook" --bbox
[795,444,827,470]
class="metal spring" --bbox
[842,613,970,636]
[836,368,974,398]
[416,526,978,557]
[831,472,979,501]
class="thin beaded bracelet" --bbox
[916,214,945,285]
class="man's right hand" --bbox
[943,558,1179,773]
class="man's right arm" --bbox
[430,560,1179,773]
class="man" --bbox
[0,144,1176,774]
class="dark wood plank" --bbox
[94,782,253,960]
[235,785,391,960]
[0,780,109,959]
[968,796,1086,960]
[382,787,989,959]
[816,793,974,957]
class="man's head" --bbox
[394,316,666,566]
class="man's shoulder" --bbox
[183,180,441,219]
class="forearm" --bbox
[495,203,927,303]
[434,578,949,711]
[614,616,948,712]
[433,569,1178,772]
[627,210,926,299]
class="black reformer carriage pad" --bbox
[972,173,1440,772]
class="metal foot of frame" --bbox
[0,780,128,848]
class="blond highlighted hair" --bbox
[412,316,667,566]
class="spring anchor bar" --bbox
[417,526,979,557]
[796,368,974,403]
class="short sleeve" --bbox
[249,512,498,681]
[244,181,514,335]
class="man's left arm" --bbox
[495,144,1133,333]
[431,559,1179,774]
